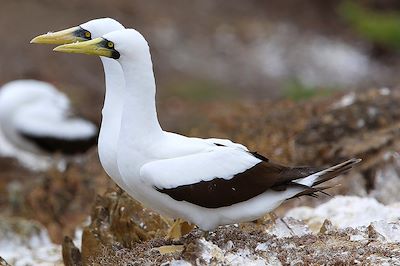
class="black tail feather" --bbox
[313,158,361,186]
[287,158,361,200]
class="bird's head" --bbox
[53,28,150,62]
[30,18,124,45]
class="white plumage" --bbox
[141,146,260,189]
[53,27,360,231]
[39,18,251,189]
[0,79,97,170]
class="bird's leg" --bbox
[157,218,194,255]
[253,212,279,227]
[160,215,175,227]
[165,218,182,240]
[165,218,194,241]
[269,211,278,222]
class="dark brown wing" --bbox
[157,159,318,208]
[156,155,360,209]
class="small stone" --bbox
[255,243,269,252]
[319,219,333,234]
[368,221,400,243]
[155,245,184,255]
[349,232,366,242]
[267,217,311,238]
[367,224,385,242]
[224,240,234,250]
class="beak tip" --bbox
[30,35,47,44]
[53,45,67,52]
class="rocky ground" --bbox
[0,87,400,265]
[85,218,400,266]
[56,194,400,266]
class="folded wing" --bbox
[141,147,357,208]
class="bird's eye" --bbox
[107,41,114,48]
[85,31,91,38]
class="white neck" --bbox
[100,57,124,128]
[97,57,125,180]
[116,46,164,197]
[118,52,163,143]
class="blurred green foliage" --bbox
[165,79,237,102]
[339,1,400,50]
[283,79,333,101]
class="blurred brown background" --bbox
[3,0,400,114]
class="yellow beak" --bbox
[30,26,87,45]
[53,38,118,59]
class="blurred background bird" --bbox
[0,79,98,171]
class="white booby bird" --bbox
[31,18,248,190]
[0,79,97,170]
[53,29,360,231]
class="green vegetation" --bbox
[283,79,334,101]
[339,1,400,50]
[164,79,237,102]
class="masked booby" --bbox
[31,18,249,189]
[53,29,361,231]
